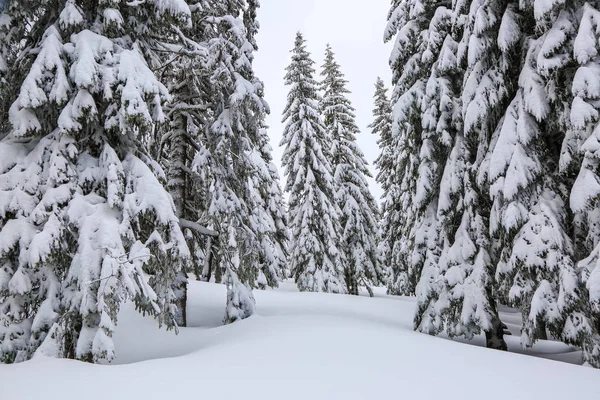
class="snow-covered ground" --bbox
[1,281,599,399]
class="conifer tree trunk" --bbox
[200,236,214,282]
[168,116,190,327]
[485,296,507,351]
[175,283,187,328]
[536,322,548,341]
[485,317,508,351]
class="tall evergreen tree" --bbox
[481,1,585,352]
[369,77,395,292]
[281,33,344,293]
[566,3,600,367]
[153,22,210,326]
[320,45,382,295]
[156,0,289,322]
[0,0,191,363]
[383,0,451,298]
[384,0,457,333]
[381,0,421,297]
[429,0,509,350]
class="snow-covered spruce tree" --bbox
[448,0,587,353]
[154,39,212,327]
[156,1,289,322]
[238,1,289,288]
[149,1,220,325]
[0,0,191,363]
[383,0,598,360]
[481,1,591,351]
[252,124,291,284]
[412,8,468,337]
[202,1,289,320]
[425,0,579,351]
[383,0,453,298]
[385,0,564,350]
[320,45,382,295]
[381,0,421,296]
[566,3,600,366]
[151,0,222,291]
[369,77,395,292]
[419,0,511,349]
[385,0,458,333]
[248,5,290,285]
[281,33,345,293]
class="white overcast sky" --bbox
[253,0,393,201]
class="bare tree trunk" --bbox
[536,321,548,341]
[174,278,187,327]
[344,269,358,295]
[200,236,213,282]
[485,313,508,350]
[211,236,222,284]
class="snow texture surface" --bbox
[0,281,597,400]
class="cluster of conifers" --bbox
[379,0,600,367]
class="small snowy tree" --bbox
[281,33,344,293]
[320,45,382,295]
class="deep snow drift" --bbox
[1,281,598,400]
